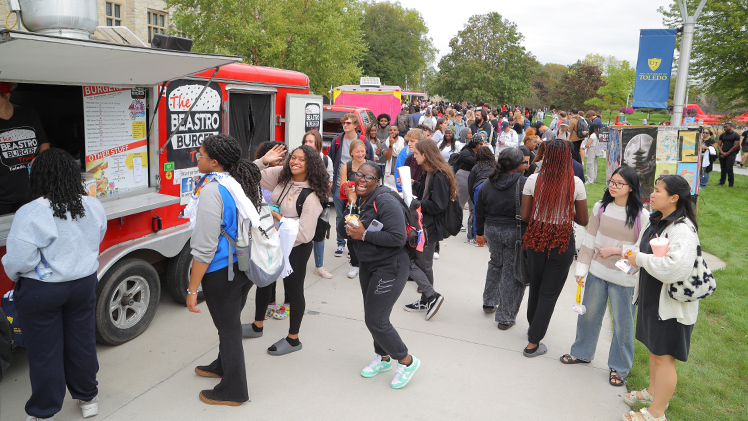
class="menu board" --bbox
[83,86,149,197]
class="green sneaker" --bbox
[360,355,392,378]
[390,355,420,389]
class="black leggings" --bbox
[255,241,313,335]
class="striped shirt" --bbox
[575,201,650,287]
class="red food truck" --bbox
[0,28,322,346]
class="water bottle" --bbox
[235,239,249,272]
[34,256,53,280]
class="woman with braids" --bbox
[520,139,588,357]
[3,148,107,420]
[403,140,456,320]
[245,143,327,356]
[185,134,263,406]
[475,148,527,327]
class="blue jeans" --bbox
[333,185,345,248]
[700,170,710,187]
[313,241,325,267]
[569,273,636,378]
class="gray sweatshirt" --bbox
[2,196,107,283]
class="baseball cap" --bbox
[501,121,509,130]
[0,82,11,94]
[456,111,463,116]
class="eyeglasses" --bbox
[342,121,354,126]
[195,152,209,160]
[353,172,377,182]
[607,179,628,189]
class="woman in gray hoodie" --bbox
[3,148,107,420]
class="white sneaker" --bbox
[314,266,333,279]
[79,396,98,418]
[347,266,359,279]
[26,417,55,421]
[433,252,440,260]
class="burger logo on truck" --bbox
[165,80,223,169]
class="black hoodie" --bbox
[337,186,407,262]
[475,172,527,235]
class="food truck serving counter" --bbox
[0,29,319,346]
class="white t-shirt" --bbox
[523,173,587,224]
[432,130,444,143]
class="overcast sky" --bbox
[395,0,674,67]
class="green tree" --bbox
[166,0,366,95]
[585,59,635,118]
[524,63,568,108]
[360,2,434,90]
[660,1,748,112]
[429,12,536,104]
[551,63,605,111]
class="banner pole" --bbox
[671,0,708,127]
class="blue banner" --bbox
[632,29,677,109]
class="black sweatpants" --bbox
[719,153,737,186]
[359,249,410,360]
[201,263,252,403]
[526,237,575,344]
[15,273,99,419]
[255,241,314,335]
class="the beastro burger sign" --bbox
[165,79,223,169]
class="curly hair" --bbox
[203,134,262,209]
[475,146,495,167]
[30,148,86,220]
[523,139,575,253]
[276,145,329,204]
[414,140,458,200]
[489,148,524,183]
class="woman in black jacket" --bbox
[475,148,528,329]
[404,140,457,320]
[467,146,496,242]
[339,162,421,389]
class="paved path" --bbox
[0,211,727,421]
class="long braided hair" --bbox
[276,145,330,204]
[30,148,86,220]
[202,134,262,209]
[523,139,575,253]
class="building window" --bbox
[147,10,167,43]
[105,2,121,26]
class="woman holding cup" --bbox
[559,166,648,387]
[621,175,701,421]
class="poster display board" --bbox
[83,86,149,197]
[606,127,621,180]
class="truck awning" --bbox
[0,30,242,86]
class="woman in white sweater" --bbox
[621,175,701,421]
[560,167,648,388]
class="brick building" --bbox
[0,0,172,44]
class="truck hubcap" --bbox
[109,275,151,329]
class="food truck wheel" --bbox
[167,242,204,305]
[95,258,161,345]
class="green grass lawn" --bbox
[541,111,671,127]
[583,163,748,420]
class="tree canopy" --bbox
[550,63,605,111]
[585,57,635,115]
[660,0,748,112]
[166,0,366,95]
[428,13,536,104]
[360,2,435,90]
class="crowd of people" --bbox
[4,97,705,421]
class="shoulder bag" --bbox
[667,235,716,302]
[513,181,530,286]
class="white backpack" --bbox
[221,196,283,287]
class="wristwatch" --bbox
[187,289,197,295]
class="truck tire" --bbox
[166,242,204,305]
[95,258,160,346]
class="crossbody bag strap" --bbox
[515,180,522,239]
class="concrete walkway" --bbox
[0,213,727,420]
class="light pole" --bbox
[671,0,708,127]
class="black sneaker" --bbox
[425,293,444,321]
[334,246,344,257]
[195,365,222,378]
[483,305,497,313]
[404,299,427,312]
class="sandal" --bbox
[624,388,654,407]
[622,407,667,421]
[560,354,589,364]
[609,369,625,387]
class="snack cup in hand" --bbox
[572,303,587,315]
[649,236,670,257]
[345,214,360,228]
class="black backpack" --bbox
[296,188,330,242]
[575,116,589,139]
[448,152,460,173]
[0,306,14,383]
[443,197,463,238]
[373,190,427,259]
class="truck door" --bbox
[227,88,275,159]
[285,94,323,151]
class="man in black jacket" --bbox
[470,109,493,147]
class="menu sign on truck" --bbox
[83,86,149,197]
[165,80,223,169]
